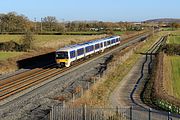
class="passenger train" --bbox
[55,36,121,67]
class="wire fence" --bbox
[49,105,180,120]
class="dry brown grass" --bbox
[0,59,18,75]
[163,54,173,95]
[34,35,107,49]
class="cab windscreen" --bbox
[56,52,68,59]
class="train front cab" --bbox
[56,51,70,67]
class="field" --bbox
[167,36,180,44]
[0,35,22,43]
[0,52,24,61]
[164,55,180,99]
[33,35,106,49]
[0,34,106,48]
[170,56,180,98]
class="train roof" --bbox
[56,36,120,52]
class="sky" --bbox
[0,0,180,22]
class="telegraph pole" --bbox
[34,17,37,32]
[40,18,43,32]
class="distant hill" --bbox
[144,18,180,23]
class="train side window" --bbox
[85,45,94,53]
[90,45,94,51]
[95,44,100,50]
[116,38,119,42]
[100,43,103,47]
[104,42,107,46]
[77,48,84,56]
[107,40,111,45]
[85,47,89,53]
[70,51,75,58]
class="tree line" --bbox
[0,12,145,33]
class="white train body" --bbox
[56,36,121,67]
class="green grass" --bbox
[170,56,180,98]
[167,36,180,44]
[114,31,124,35]
[0,52,24,60]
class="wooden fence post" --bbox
[116,106,119,116]
[130,106,133,120]
[83,104,87,120]
[63,100,65,108]
[51,105,54,120]
[149,108,151,120]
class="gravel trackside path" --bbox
[109,55,150,108]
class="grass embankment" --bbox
[167,36,180,44]
[70,32,163,107]
[164,56,180,98]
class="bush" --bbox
[20,31,35,51]
[163,44,180,55]
[0,41,22,51]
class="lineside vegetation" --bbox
[70,32,164,107]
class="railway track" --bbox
[0,31,151,103]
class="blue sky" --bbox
[0,0,180,22]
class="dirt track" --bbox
[109,55,150,108]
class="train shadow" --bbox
[17,52,57,69]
